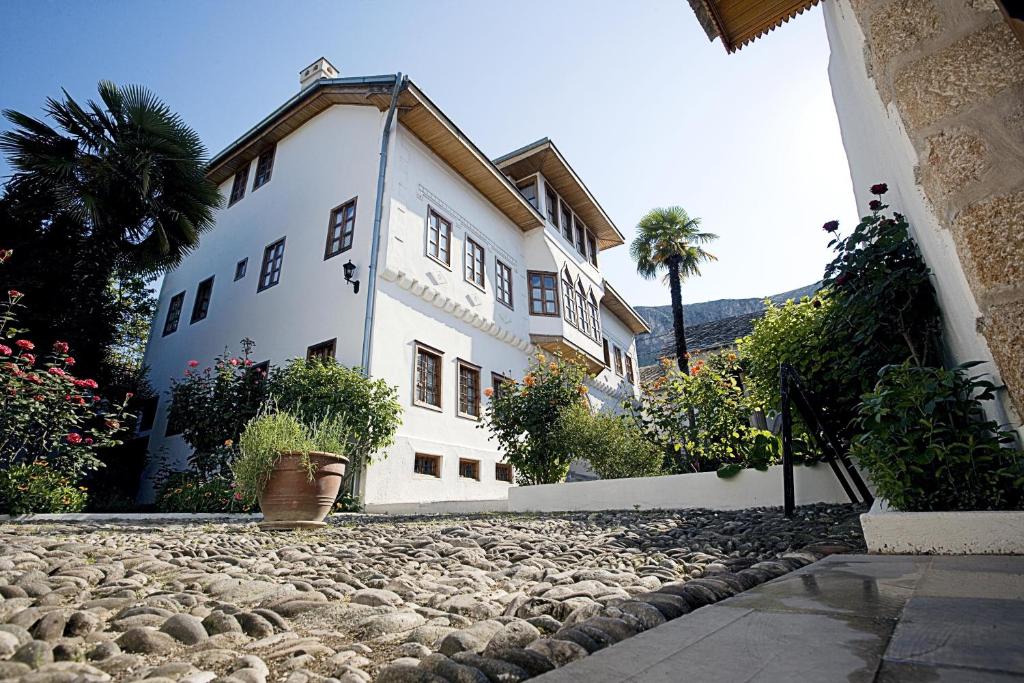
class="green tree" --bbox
[630,207,718,376]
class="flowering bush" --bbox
[0,462,87,514]
[0,285,134,482]
[166,339,269,477]
[155,471,254,513]
[557,402,663,480]
[483,353,590,485]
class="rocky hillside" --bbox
[636,283,819,366]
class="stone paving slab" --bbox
[535,554,1024,682]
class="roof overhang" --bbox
[530,335,605,375]
[206,76,544,232]
[493,138,625,250]
[601,281,651,335]
[687,0,820,52]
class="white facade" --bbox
[139,65,649,505]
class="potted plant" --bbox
[234,411,350,529]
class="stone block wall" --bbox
[847,0,1024,415]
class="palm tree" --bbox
[0,80,221,273]
[631,207,718,375]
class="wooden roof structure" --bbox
[687,0,820,52]
[493,139,625,250]
[206,76,544,232]
[601,280,652,335]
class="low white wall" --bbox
[363,498,509,515]
[861,499,1024,555]
[506,464,852,513]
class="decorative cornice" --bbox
[381,266,534,353]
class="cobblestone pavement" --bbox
[0,504,865,683]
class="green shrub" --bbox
[0,462,87,514]
[483,353,589,485]
[852,362,1023,511]
[155,471,253,513]
[558,403,663,480]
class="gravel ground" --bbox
[0,504,865,683]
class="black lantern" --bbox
[343,260,359,294]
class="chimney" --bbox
[299,57,339,90]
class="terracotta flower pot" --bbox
[258,451,348,530]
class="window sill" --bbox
[426,255,452,271]
[413,401,444,413]
[464,278,486,294]
[413,473,442,480]
[456,412,481,422]
[459,476,480,482]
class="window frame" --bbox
[490,372,511,402]
[517,177,538,210]
[545,185,559,227]
[162,291,185,336]
[413,341,444,411]
[602,338,611,367]
[456,358,482,420]
[425,206,453,268]
[560,202,573,242]
[528,270,560,317]
[587,231,598,267]
[257,237,286,292]
[228,164,249,206]
[574,216,587,255]
[324,197,358,260]
[625,353,636,385]
[252,146,276,190]
[458,458,481,481]
[306,339,337,363]
[414,453,442,478]
[495,259,513,309]
[495,462,513,483]
[464,236,486,290]
[190,276,215,324]
[234,258,248,281]
[587,291,601,342]
[562,269,578,326]
[614,346,625,376]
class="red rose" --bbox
[15,340,34,350]
[82,379,98,389]
[8,290,24,300]
[244,359,253,367]
[188,360,200,368]
[822,220,840,233]
[93,395,101,402]
[48,367,66,377]
[84,437,94,445]
[64,357,75,366]
[869,199,882,211]
[870,183,888,195]
[53,341,69,354]
[0,345,11,356]
[125,392,134,400]
[21,353,35,365]
[34,394,44,401]
[65,433,83,445]
[229,358,239,366]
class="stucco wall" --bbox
[824,0,1024,431]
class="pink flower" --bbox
[21,353,35,365]
[93,395,101,402]
[15,340,34,351]
[243,359,253,367]
[188,360,200,368]
[64,356,75,366]
[870,183,888,195]
[229,358,239,366]
[65,433,83,445]
[8,290,24,300]
[48,367,66,377]
[52,341,69,354]
[0,345,11,356]
[84,437,94,445]
[233,492,243,501]
[124,392,134,400]
[82,378,98,389]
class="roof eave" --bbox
[601,280,651,335]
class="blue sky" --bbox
[1,0,857,307]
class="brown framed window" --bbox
[457,359,482,419]
[602,338,610,366]
[258,238,286,291]
[162,292,185,336]
[190,276,214,324]
[576,281,589,336]
[528,271,559,316]
[560,202,573,241]
[414,342,443,409]
[495,259,513,308]
[625,354,636,385]
[252,146,275,190]
[517,178,538,209]
[614,346,624,376]
[306,339,336,363]
[234,258,248,281]
[458,458,480,480]
[574,217,587,255]
[325,198,357,259]
[545,186,558,226]
[562,270,578,326]
[495,462,513,483]
[414,453,441,477]
[426,208,452,266]
[228,164,248,206]
[491,372,510,401]
[465,237,485,289]
[588,292,600,341]
[587,231,598,267]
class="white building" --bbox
[139,59,651,507]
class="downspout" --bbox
[353,73,403,501]
[360,73,405,376]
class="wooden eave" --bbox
[687,0,820,52]
[205,77,543,232]
[601,281,651,335]
[494,139,625,250]
[530,335,605,375]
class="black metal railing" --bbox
[779,363,873,517]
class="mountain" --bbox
[635,283,820,366]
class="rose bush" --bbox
[0,461,87,515]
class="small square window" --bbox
[414,453,441,478]
[252,146,275,190]
[190,276,214,324]
[306,339,336,363]
[495,463,513,483]
[528,271,559,316]
[234,258,248,281]
[162,292,185,336]
[459,458,480,480]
